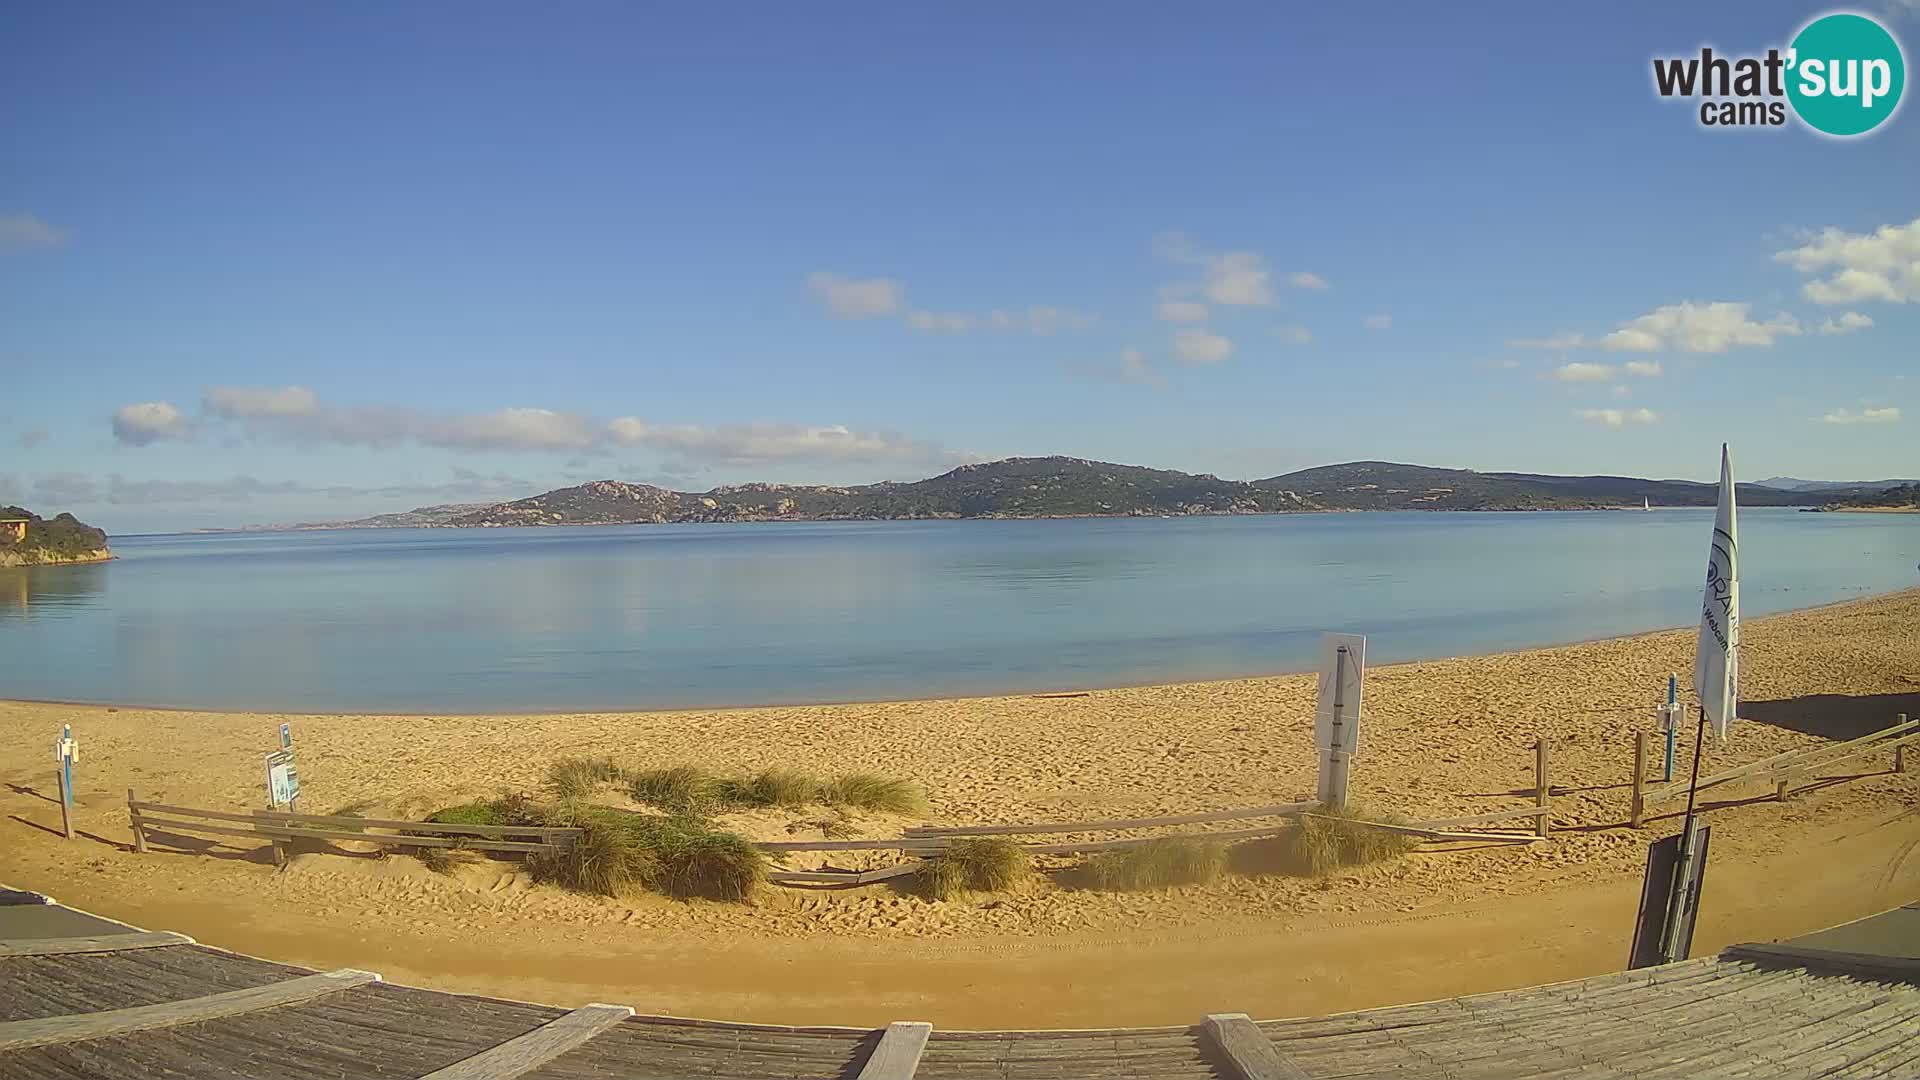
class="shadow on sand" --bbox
[1744,692,1920,742]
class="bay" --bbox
[2,509,1916,713]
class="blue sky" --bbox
[3,1,1916,532]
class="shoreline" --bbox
[4,588,1918,1025]
[9,583,1916,718]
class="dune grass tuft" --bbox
[745,768,824,808]
[1083,837,1228,891]
[1280,806,1419,877]
[822,773,929,815]
[528,802,766,902]
[547,757,625,799]
[628,764,928,816]
[921,837,1029,900]
[627,766,732,814]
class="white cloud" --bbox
[123,387,965,466]
[1776,215,1920,304]
[1060,348,1163,389]
[1156,298,1210,323]
[1509,332,1586,350]
[607,419,967,466]
[1285,271,1329,290]
[1611,385,1631,399]
[111,402,192,445]
[203,385,321,417]
[1624,360,1663,376]
[1576,407,1659,428]
[805,272,904,318]
[1172,328,1234,365]
[1363,313,1392,330]
[907,305,1095,335]
[1275,324,1313,345]
[0,214,66,253]
[1600,301,1799,352]
[1552,361,1617,382]
[1820,406,1902,425]
[1154,233,1274,307]
[1817,311,1874,335]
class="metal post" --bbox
[1663,675,1678,783]
[56,767,73,840]
[1661,707,1709,963]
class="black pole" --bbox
[1679,704,1708,829]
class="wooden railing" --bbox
[126,792,583,867]
[1630,714,1914,827]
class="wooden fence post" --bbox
[127,788,147,854]
[1898,714,1909,774]
[1631,731,1647,829]
[1776,768,1795,802]
[1535,737,1552,839]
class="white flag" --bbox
[1693,443,1740,740]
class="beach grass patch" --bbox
[823,773,929,815]
[745,767,824,808]
[547,757,625,799]
[1083,837,1227,891]
[920,837,1029,900]
[627,766,733,814]
[1277,806,1418,877]
[529,803,766,902]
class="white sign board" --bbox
[1315,632,1366,757]
[265,749,300,809]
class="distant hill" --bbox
[1253,461,1838,510]
[240,456,1902,532]
[201,503,494,532]
[0,506,113,566]
[1755,476,1920,493]
[1818,483,1920,511]
[448,459,1314,526]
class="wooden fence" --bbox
[126,792,583,867]
[127,738,1559,889]
[1629,714,1914,828]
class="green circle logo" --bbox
[1787,13,1905,136]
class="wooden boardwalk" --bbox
[2,888,1916,1079]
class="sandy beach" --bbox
[2,589,1917,1026]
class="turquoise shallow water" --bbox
[2,509,1916,713]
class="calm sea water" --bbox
[2,510,1916,713]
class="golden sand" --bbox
[2,589,1916,1025]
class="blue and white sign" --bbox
[265,749,300,809]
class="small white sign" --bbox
[265,749,300,808]
[1315,632,1366,757]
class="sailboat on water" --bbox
[1644,497,1652,512]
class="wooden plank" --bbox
[0,931,193,957]
[418,1002,633,1079]
[1722,942,1920,982]
[1202,1013,1312,1080]
[0,967,381,1051]
[1632,731,1648,829]
[1024,824,1299,855]
[135,815,561,854]
[768,861,928,886]
[128,787,148,854]
[1300,814,1539,843]
[757,838,947,853]
[1643,717,1920,804]
[905,802,1310,837]
[1408,806,1550,829]
[1535,737,1552,839]
[856,1021,932,1080]
[130,801,582,838]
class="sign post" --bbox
[54,725,78,840]
[264,749,300,812]
[1315,633,1365,808]
[1660,674,1681,783]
